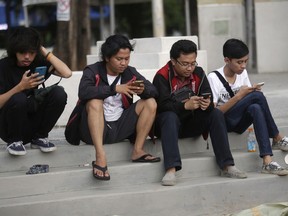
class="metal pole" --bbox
[109,0,115,35]
[185,0,191,35]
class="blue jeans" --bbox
[155,109,234,171]
[224,91,277,157]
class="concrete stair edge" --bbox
[0,130,249,173]
[0,173,287,216]
[1,150,287,201]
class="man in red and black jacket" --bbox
[153,39,247,186]
[78,35,160,181]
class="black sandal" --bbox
[92,161,110,181]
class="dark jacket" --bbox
[153,61,214,119]
[79,61,158,108]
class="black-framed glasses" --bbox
[176,59,198,68]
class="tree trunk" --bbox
[190,0,198,36]
[54,0,91,71]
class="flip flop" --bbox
[132,154,161,163]
[92,161,110,181]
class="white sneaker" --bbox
[31,138,56,153]
[162,172,176,186]
[272,136,288,151]
[7,141,26,156]
[261,161,288,176]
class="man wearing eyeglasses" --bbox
[153,39,247,186]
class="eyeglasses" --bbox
[176,59,198,68]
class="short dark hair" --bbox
[223,38,249,59]
[170,40,197,59]
[100,34,133,62]
[6,26,41,59]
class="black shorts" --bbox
[80,102,138,144]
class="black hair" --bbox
[170,40,197,59]
[223,38,249,59]
[6,26,42,60]
[100,34,134,62]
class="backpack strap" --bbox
[212,70,234,98]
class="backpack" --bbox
[64,100,85,145]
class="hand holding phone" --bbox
[35,66,47,77]
[132,80,144,87]
[200,92,211,99]
[256,82,265,87]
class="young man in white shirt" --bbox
[207,38,288,176]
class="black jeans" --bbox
[0,86,67,144]
[155,109,234,171]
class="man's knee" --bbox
[86,99,104,114]
[50,86,67,104]
[136,98,157,114]
[248,103,261,113]
[144,98,157,111]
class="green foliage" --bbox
[164,0,185,36]
[115,2,152,38]
[115,0,187,38]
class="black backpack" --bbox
[64,100,85,145]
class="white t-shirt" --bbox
[103,74,123,121]
[207,66,251,106]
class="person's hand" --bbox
[128,82,145,95]
[19,70,44,90]
[252,83,263,91]
[184,96,201,110]
[199,96,211,110]
[40,46,49,57]
[115,83,143,98]
[236,85,254,99]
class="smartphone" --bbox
[256,82,265,87]
[201,92,211,99]
[132,80,144,87]
[34,66,47,77]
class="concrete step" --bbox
[0,172,287,216]
[87,50,207,72]
[1,149,287,199]
[1,126,288,216]
[2,126,288,173]
[0,126,251,173]
[0,150,267,199]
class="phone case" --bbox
[35,66,47,77]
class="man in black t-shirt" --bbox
[0,27,72,156]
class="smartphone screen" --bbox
[35,66,47,77]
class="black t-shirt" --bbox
[0,57,52,96]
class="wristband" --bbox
[46,52,54,62]
[45,52,51,59]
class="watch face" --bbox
[285,154,288,165]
